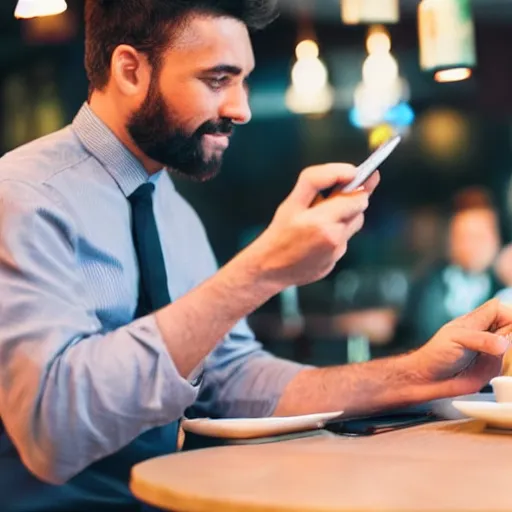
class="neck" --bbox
[89,90,163,175]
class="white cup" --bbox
[490,376,512,403]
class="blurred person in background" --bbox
[397,187,503,349]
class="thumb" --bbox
[287,164,357,210]
[448,326,509,356]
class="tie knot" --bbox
[129,182,155,205]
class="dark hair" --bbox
[85,0,279,91]
[452,186,494,214]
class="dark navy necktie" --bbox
[129,182,171,317]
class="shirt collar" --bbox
[72,102,153,197]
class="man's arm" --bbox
[193,298,511,422]
[0,165,368,484]
[275,300,512,418]
[155,164,372,377]
[274,355,426,418]
[188,318,305,420]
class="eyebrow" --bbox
[202,65,253,76]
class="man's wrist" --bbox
[391,351,436,404]
[399,351,427,383]
[225,242,285,304]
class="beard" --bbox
[127,80,234,182]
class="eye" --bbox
[205,76,230,91]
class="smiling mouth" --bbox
[203,133,231,149]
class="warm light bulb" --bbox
[366,26,391,55]
[288,39,334,115]
[434,67,472,83]
[354,83,393,127]
[15,0,67,19]
[291,58,329,95]
[295,40,319,60]
[285,85,334,115]
[362,53,399,89]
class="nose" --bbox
[219,85,252,126]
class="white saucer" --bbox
[182,411,344,439]
[452,400,512,429]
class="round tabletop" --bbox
[130,419,512,512]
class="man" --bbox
[398,196,503,349]
[0,1,509,511]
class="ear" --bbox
[110,44,151,98]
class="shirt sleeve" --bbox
[189,317,307,419]
[0,179,199,485]
[172,196,308,421]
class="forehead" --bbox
[162,15,255,73]
[453,210,495,231]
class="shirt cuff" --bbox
[222,354,308,418]
[133,314,201,420]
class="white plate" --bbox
[451,400,512,429]
[182,411,344,439]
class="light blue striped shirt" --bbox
[0,103,304,511]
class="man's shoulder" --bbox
[0,126,91,186]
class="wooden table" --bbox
[131,419,512,512]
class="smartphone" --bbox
[341,134,401,192]
[325,412,439,437]
[319,135,401,200]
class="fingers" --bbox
[363,171,381,196]
[312,171,381,207]
[450,299,501,331]
[449,299,512,339]
[428,354,503,399]
[345,213,366,239]
[321,214,366,262]
[310,191,369,223]
[287,164,357,210]
[494,301,512,335]
[448,326,509,356]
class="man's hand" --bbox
[245,164,380,291]
[410,299,511,398]
[276,299,511,419]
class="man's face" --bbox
[127,15,255,181]
[449,209,500,273]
